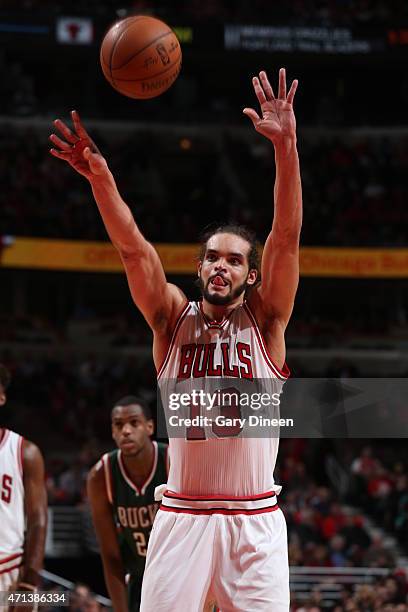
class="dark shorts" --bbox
[128,574,143,611]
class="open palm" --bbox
[243,68,298,143]
[49,110,108,180]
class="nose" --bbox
[214,260,227,272]
[122,423,132,435]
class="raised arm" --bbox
[49,112,186,353]
[87,463,128,612]
[244,69,302,358]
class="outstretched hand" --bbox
[49,111,109,180]
[243,68,298,144]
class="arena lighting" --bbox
[180,138,192,150]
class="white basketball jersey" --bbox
[158,301,289,496]
[0,429,25,572]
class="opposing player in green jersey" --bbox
[87,396,169,612]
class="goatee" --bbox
[197,276,248,305]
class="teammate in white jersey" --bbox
[50,67,302,611]
[0,365,47,609]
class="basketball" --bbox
[100,16,182,99]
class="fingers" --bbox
[54,119,78,144]
[53,119,77,144]
[287,79,298,105]
[255,68,297,104]
[72,111,102,155]
[278,67,286,100]
[259,71,275,100]
[71,110,90,140]
[49,133,70,151]
[252,77,266,105]
[243,107,260,127]
[49,148,71,160]
[53,111,92,150]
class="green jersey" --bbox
[103,441,168,578]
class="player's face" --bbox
[198,233,257,306]
[111,405,154,457]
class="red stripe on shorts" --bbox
[0,553,23,565]
[163,490,277,502]
[0,562,23,575]
[160,504,279,516]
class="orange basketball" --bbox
[100,16,182,99]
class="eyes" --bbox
[113,419,141,429]
[205,254,241,266]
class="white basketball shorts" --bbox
[140,490,289,611]
[0,565,20,612]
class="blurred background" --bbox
[1,1,408,610]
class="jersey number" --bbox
[186,387,243,440]
[1,474,12,504]
[133,532,147,557]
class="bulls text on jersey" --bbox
[177,342,253,379]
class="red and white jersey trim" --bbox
[164,446,170,477]
[0,429,25,557]
[157,302,190,378]
[0,429,10,451]
[243,302,290,380]
[17,437,24,477]
[198,302,233,330]
[160,490,279,515]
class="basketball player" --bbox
[0,364,47,609]
[87,397,168,611]
[50,68,301,610]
